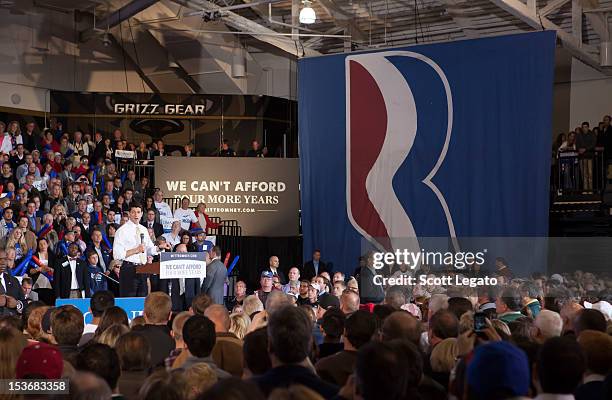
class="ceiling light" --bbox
[299,1,316,24]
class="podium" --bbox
[136,262,160,274]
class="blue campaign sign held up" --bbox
[299,32,556,276]
[56,297,145,324]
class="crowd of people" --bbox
[0,119,609,400]
[0,246,610,400]
[554,114,612,192]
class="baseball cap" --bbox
[309,282,321,292]
[16,342,63,379]
[584,300,612,321]
[318,293,340,309]
[261,271,274,279]
[467,341,530,398]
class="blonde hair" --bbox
[229,312,251,340]
[96,323,129,348]
[184,363,218,400]
[7,228,28,253]
[144,292,172,324]
[243,295,264,317]
[51,203,66,219]
[26,305,51,340]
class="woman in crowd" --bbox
[5,228,29,261]
[30,237,56,306]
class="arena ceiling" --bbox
[4,0,612,94]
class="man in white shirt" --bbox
[173,197,199,231]
[113,203,171,297]
[163,220,183,250]
[153,190,173,232]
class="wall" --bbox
[568,58,612,130]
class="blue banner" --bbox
[56,297,145,325]
[298,32,556,276]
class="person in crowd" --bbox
[256,270,278,308]
[80,290,114,346]
[85,250,107,296]
[252,305,338,398]
[194,202,222,234]
[219,139,236,157]
[202,246,227,305]
[141,207,164,238]
[575,330,612,400]
[340,289,360,315]
[174,197,199,231]
[54,242,90,299]
[496,287,524,324]
[20,277,37,302]
[263,255,286,284]
[139,291,175,367]
[302,249,329,281]
[226,280,247,311]
[205,304,244,377]
[0,249,25,317]
[51,305,84,365]
[115,331,152,398]
[282,267,301,294]
[30,237,55,305]
[165,311,192,369]
[533,336,586,400]
[177,314,231,378]
[75,343,122,398]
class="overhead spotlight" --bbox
[299,0,316,24]
[102,32,112,47]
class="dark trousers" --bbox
[120,262,148,297]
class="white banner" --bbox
[160,252,207,279]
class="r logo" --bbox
[345,51,457,255]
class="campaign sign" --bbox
[56,297,145,325]
[160,252,207,279]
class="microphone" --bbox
[139,232,146,264]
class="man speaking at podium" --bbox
[113,203,171,297]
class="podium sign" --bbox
[160,252,207,279]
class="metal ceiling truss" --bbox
[489,0,612,75]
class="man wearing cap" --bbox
[0,249,25,316]
[256,270,280,308]
[54,242,90,299]
[201,246,226,305]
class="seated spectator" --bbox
[139,292,175,368]
[316,309,376,387]
[179,315,230,379]
[252,305,338,398]
[115,331,152,399]
[205,304,243,377]
[533,336,586,400]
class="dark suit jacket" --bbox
[0,272,25,316]
[141,221,164,240]
[252,365,338,399]
[92,141,106,163]
[138,324,175,368]
[302,260,331,282]
[54,257,91,299]
[86,245,112,273]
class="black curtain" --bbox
[217,236,303,290]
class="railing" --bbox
[554,149,607,195]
